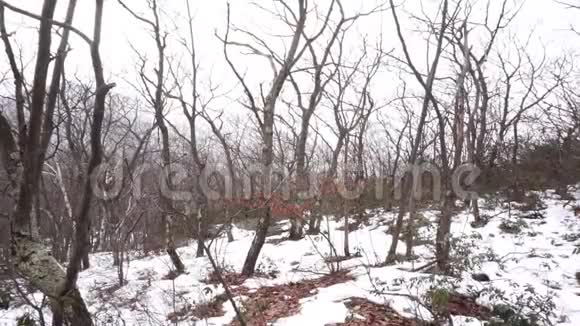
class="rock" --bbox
[545,280,562,290]
[0,288,10,310]
[562,233,580,242]
[470,219,489,228]
[576,272,580,285]
[472,273,491,282]
[491,304,539,326]
[521,212,545,220]
[493,304,516,321]
[499,220,527,234]
[266,223,287,237]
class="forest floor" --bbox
[2,188,580,325]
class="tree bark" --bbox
[404,194,417,258]
[118,0,187,273]
[0,4,26,151]
[240,0,307,276]
[385,0,448,264]
[3,1,90,324]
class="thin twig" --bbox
[0,1,92,44]
[201,243,247,326]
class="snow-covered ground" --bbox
[2,188,580,325]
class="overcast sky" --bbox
[5,0,578,85]
[2,0,579,149]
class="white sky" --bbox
[4,0,578,87]
[2,0,579,157]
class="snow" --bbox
[2,188,580,325]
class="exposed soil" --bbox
[446,293,491,320]
[334,297,434,326]
[193,270,356,325]
[229,270,354,326]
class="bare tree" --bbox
[556,0,580,35]
[221,0,308,276]
[118,0,186,274]
[201,110,237,242]
[0,3,25,153]
[59,0,115,323]
[0,0,112,324]
[385,0,450,265]
[286,0,383,240]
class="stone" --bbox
[0,291,9,310]
[493,304,516,321]
[472,273,491,282]
[521,212,545,220]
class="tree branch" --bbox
[0,0,92,44]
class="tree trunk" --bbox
[165,214,185,274]
[226,223,235,243]
[343,213,350,257]
[196,205,205,258]
[13,234,93,326]
[242,207,272,276]
[435,194,454,273]
[384,177,393,211]
[386,174,413,264]
[386,0,448,265]
[3,0,94,324]
[52,288,92,326]
[82,253,90,270]
[289,217,303,240]
[242,93,276,276]
[307,197,322,234]
[239,0,306,276]
[472,199,481,223]
[117,249,125,286]
[404,194,417,258]
[511,121,523,201]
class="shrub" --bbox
[430,287,450,315]
[16,314,36,326]
[499,219,528,234]
[512,192,546,212]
